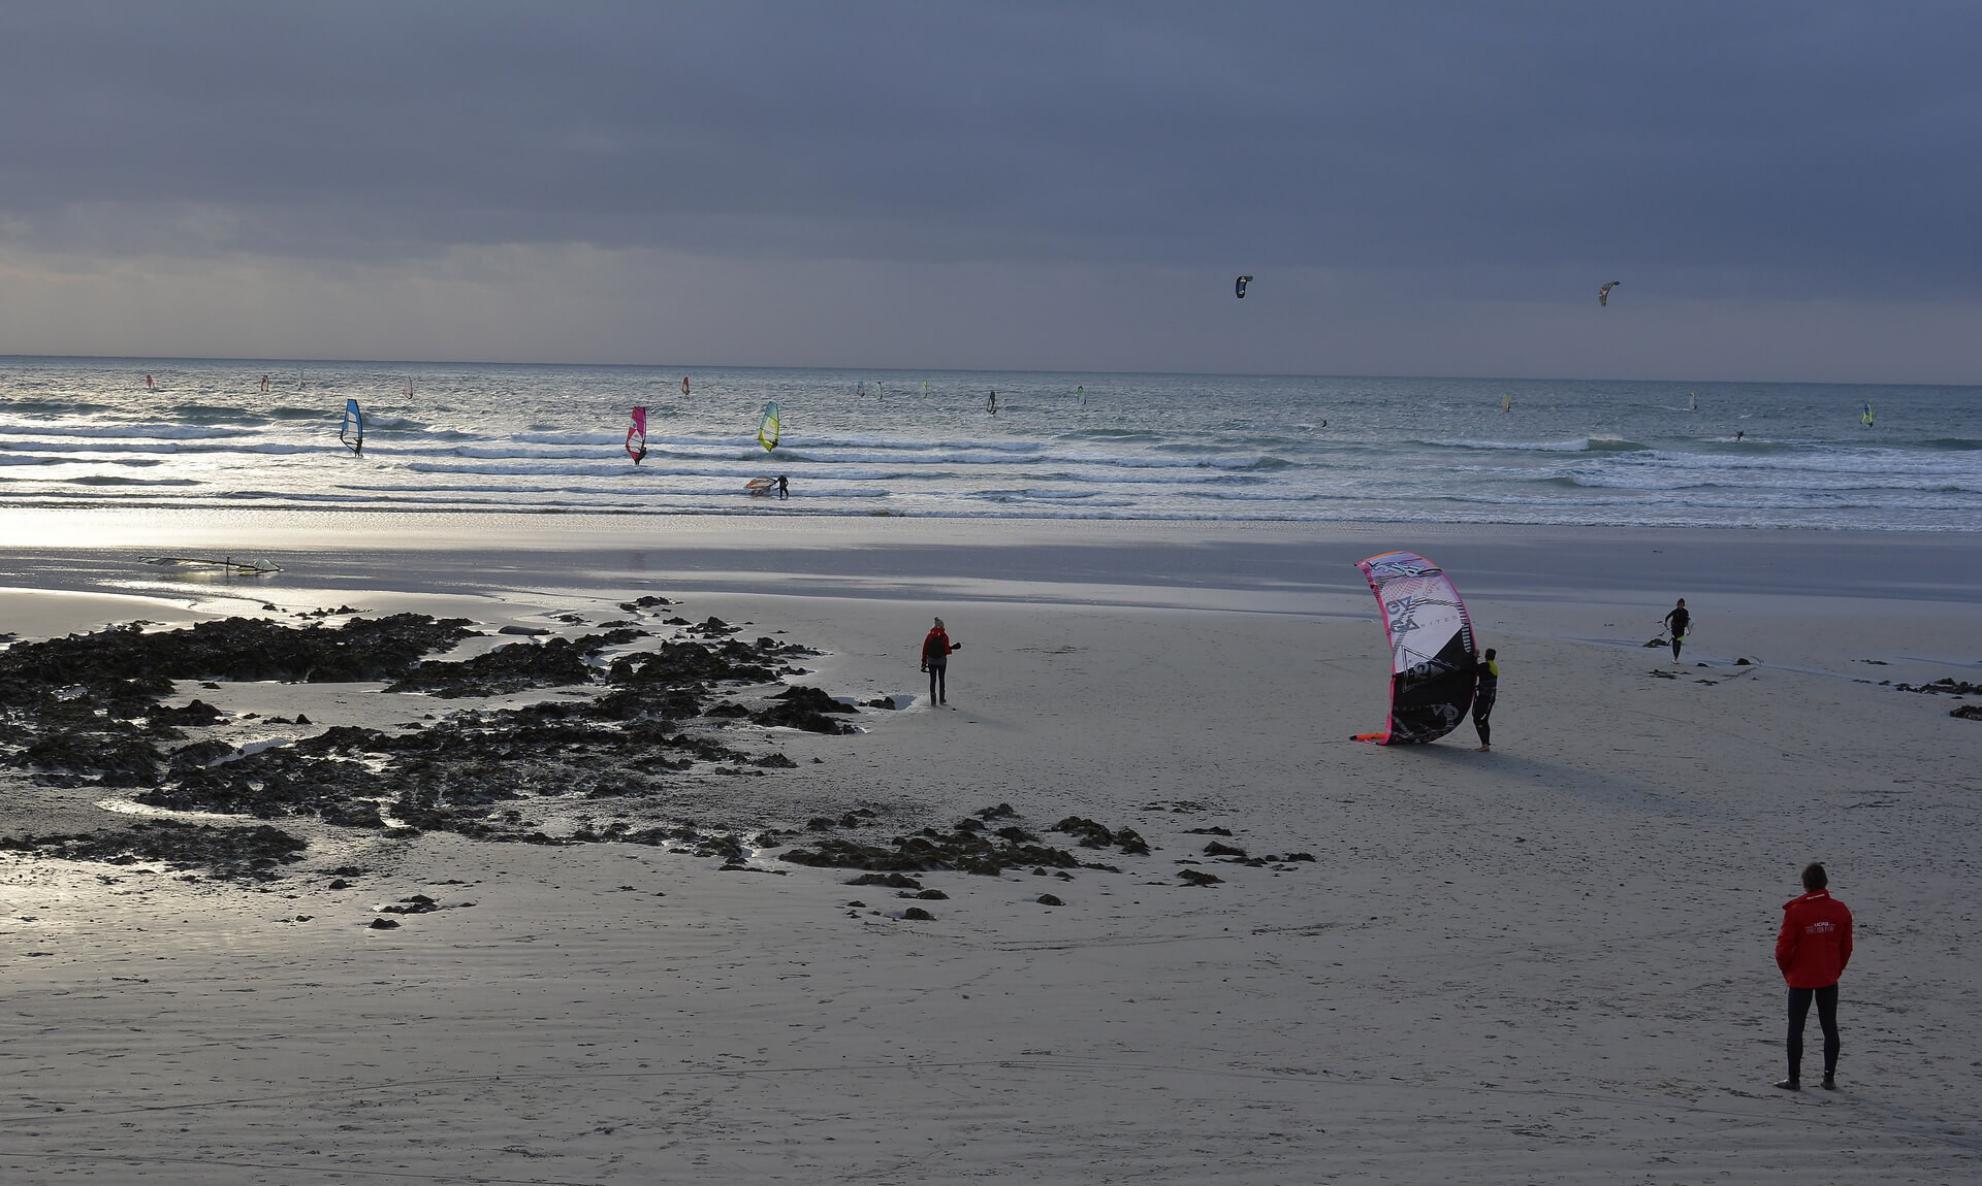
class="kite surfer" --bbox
[1472,648,1498,751]
[1735,431,1745,442]
[920,617,961,706]
[776,474,789,500]
[1774,862,1852,1091]
[987,390,998,416]
[1662,599,1691,662]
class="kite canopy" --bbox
[339,399,364,455]
[1235,275,1253,299]
[757,401,781,452]
[626,406,648,462]
[1352,550,1477,746]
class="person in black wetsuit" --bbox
[1663,599,1691,662]
[776,474,789,500]
[1472,648,1498,751]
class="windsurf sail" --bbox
[340,399,364,455]
[1689,391,1699,412]
[1861,401,1875,428]
[757,401,781,452]
[1352,550,1477,746]
[1501,394,1512,413]
[1235,275,1253,299]
[744,476,775,496]
[626,406,648,464]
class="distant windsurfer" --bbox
[920,617,960,706]
[682,376,691,396]
[776,474,789,500]
[1472,648,1498,751]
[1735,431,1745,442]
[1663,598,1691,662]
[987,390,998,416]
[145,374,154,390]
[260,374,270,394]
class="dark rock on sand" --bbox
[498,625,551,636]
[1952,705,1982,721]
[619,595,675,610]
[1037,894,1064,906]
[368,917,401,930]
[1203,841,1248,859]
[1050,817,1150,856]
[847,872,923,889]
[1178,869,1223,887]
[381,894,441,915]
[0,820,306,881]
[901,907,935,921]
[753,686,858,734]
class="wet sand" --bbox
[1,513,1978,1183]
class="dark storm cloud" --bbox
[6,1,1980,299]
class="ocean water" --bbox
[2,357,1979,531]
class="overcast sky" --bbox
[2,1,1977,381]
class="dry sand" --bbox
[2,512,1978,1184]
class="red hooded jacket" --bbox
[921,627,952,665]
[1775,889,1853,989]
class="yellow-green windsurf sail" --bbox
[757,401,781,452]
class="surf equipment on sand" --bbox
[1860,401,1875,428]
[626,406,648,464]
[340,399,364,455]
[757,401,781,452]
[744,476,775,496]
[1598,280,1620,307]
[1352,550,1478,746]
[1235,275,1253,299]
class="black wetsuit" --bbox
[776,476,788,500]
[1787,985,1840,1082]
[1664,608,1691,660]
[1473,659,1498,747]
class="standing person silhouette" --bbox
[1774,862,1853,1091]
[919,617,961,706]
[776,474,789,500]
[1472,648,1498,751]
[1663,598,1691,662]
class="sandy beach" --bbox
[2,510,1978,1184]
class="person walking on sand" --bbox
[1774,862,1852,1091]
[1472,647,1498,751]
[919,616,961,705]
[776,474,789,500]
[1663,598,1691,662]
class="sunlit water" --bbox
[3,357,1978,530]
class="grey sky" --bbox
[2,2,1978,381]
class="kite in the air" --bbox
[1598,281,1620,307]
[1235,275,1253,299]
[1351,551,1478,746]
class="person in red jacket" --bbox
[919,617,961,706]
[1774,862,1853,1091]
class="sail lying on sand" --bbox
[340,399,364,455]
[1351,550,1477,746]
[626,406,648,463]
[757,401,781,452]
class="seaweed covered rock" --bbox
[0,820,306,881]
[753,686,858,734]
